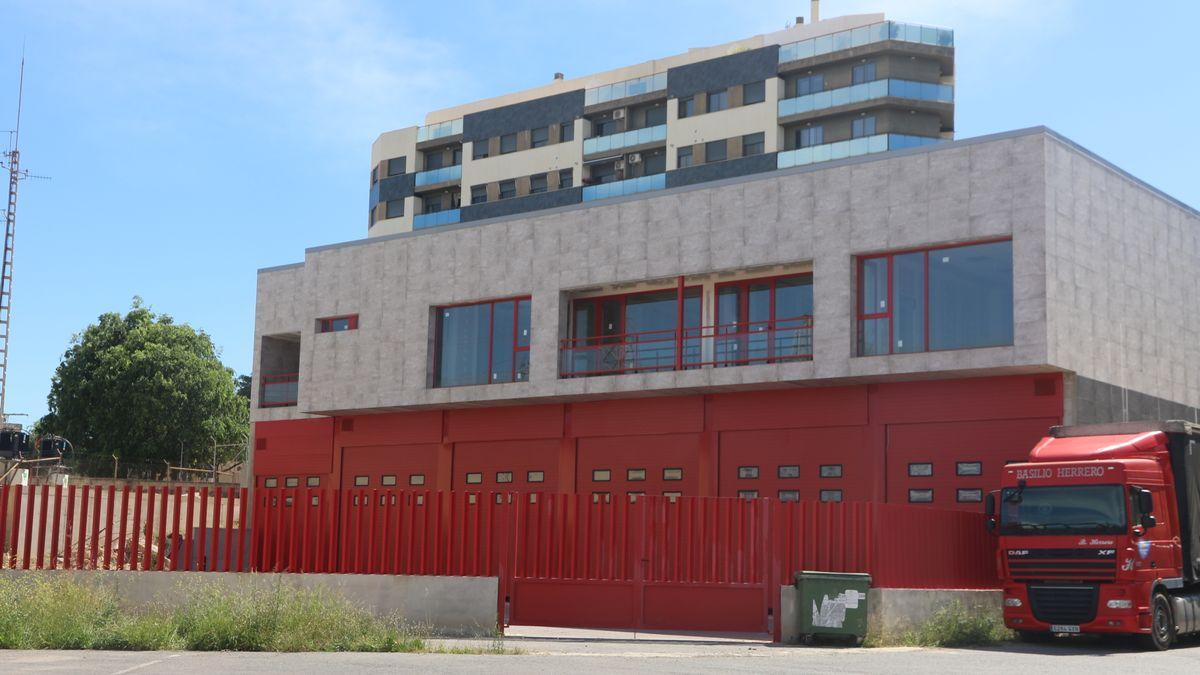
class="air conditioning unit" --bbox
[612,109,626,120]
[628,152,642,164]
[614,159,626,171]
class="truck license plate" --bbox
[1051,625,1080,633]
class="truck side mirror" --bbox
[1140,514,1157,529]
[984,492,997,532]
[1137,489,1155,515]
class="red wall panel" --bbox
[571,396,704,438]
[576,434,702,500]
[453,439,561,492]
[717,427,872,501]
[336,411,442,447]
[254,418,334,477]
[446,405,563,442]
[872,373,1063,424]
[708,386,869,431]
[884,417,1061,510]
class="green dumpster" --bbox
[793,571,871,643]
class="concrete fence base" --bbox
[780,586,1002,642]
[0,570,498,637]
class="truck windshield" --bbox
[999,484,1126,535]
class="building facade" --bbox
[367,13,953,236]
[253,14,1200,513]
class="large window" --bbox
[435,298,531,387]
[705,140,727,163]
[858,240,1014,356]
[707,89,728,113]
[715,275,813,365]
[565,287,701,375]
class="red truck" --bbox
[986,421,1200,650]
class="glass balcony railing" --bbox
[583,124,667,155]
[776,133,942,169]
[582,173,666,202]
[413,208,461,229]
[584,72,668,107]
[414,164,462,187]
[416,118,463,143]
[778,20,953,64]
[778,78,953,117]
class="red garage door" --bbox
[885,417,1059,510]
[717,426,872,502]
[339,444,441,492]
[576,434,701,502]
[453,439,561,494]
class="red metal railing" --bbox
[0,484,249,571]
[259,373,299,408]
[559,318,814,377]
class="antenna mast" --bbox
[1,55,28,424]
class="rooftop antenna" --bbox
[1,49,49,427]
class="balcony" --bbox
[778,79,953,119]
[583,124,667,155]
[559,319,813,378]
[417,118,462,143]
[776,133,942,169]
[259,373,298,408]
[778,20,954,64]
[582,173,666,202]
[413,208,461,229]
[585,72,668,107]
[414,164,462,187]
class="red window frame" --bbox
[434,296,531,387]
[569,285,702,342]
[713,273,813,365]
[856,238,1010,356]
[317,314,359,333]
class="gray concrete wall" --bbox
[255,130,1059,419]
[0,570,498,637]
[779,585,1001,642]
[1043,135,1200,413]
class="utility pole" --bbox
[1,54,47,426]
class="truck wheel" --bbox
[1141,592,1175,651]
[1016,630,1053,643]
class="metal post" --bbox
[674,275,684,371]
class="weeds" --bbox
[866,601,1013,647]
[0,575,445,653]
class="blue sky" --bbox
[2,0,1197,424]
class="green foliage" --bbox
[39,297,248,464]
[866,601,1013,647]
[0,575,428,652]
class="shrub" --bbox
[0,575,118,649]
[868,601,1012,647]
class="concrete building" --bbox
[251,11,1200,512]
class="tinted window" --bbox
[499,180,516,199]
[385,199,404,218]
[678,96,694,118]
[707,89,728,112]
[928,241,1014,350]
[471,185,487,204]
[794,74,824,96]
[386,157,406,176]
[500,133,517,154]
[560,121,574,142]
[798,126,823,148]
[644,105,667,126]
[530,173,548,194]
[852,62,877,85]
[424,152,444,170]
[472,141,489,160]
[531,126,549,148]
[743,80,765,105]
[742,132,765,157]
[558,169,572,189]
[705,140,727,163]
[677,146,693,168]
[435,299,531,387]
[852,116,876,138]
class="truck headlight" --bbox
[1004,598,1022,607]
[1106,599,1132,609]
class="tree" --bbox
[39,298,248,465]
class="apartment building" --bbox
[253,12,1200,513]
[367,12,953,235]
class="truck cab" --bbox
[988,422,1200,650]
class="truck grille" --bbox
[1027,584,1099,625]
[1005,548,1116,581]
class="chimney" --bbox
[553,72,564,81]
[795,16,804,24]
[810,0,820,23]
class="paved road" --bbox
[3,636,1200,673]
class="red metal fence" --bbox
[0,484,247,571]
[2,484,996,635]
